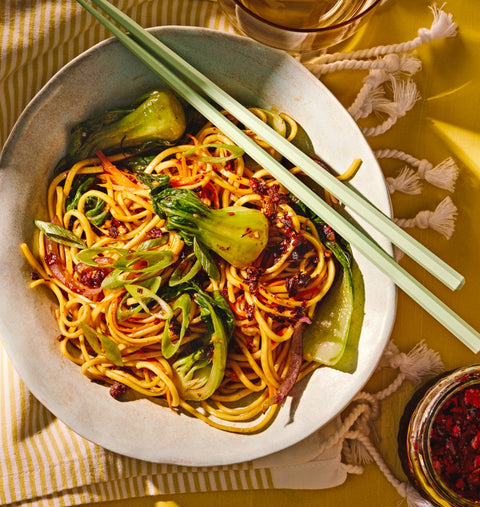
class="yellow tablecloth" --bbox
[1,0,479,506]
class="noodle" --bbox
[22,108,339,433]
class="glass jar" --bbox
[398,365,480,506]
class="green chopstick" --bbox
[76,0,480,353]
[83,0,464,294]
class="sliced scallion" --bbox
[183,143,244,163]
[162,293,191,359]
[35,220,86,249]
[169,252,201,286]
[124,283,172,319]
[193,237,220,282]
[81,321,123,366]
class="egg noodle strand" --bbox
[21,109,337,433]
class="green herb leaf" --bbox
[135,171,170,191]
[81,321,103,356]
[76,247,128,267]
[124,283,172,319]
[169,252,201,287]
[173,292,229,401]
[35,220,86,249]
[80,321,123,366]
[66,175,95,211]
[116,277,161,321]
[183,143,244,163]
[193,238,220,282]
[85,196,109,226]
[137,236,168,251]
[162,293,191,359]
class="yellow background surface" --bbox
[1,0,477,505]
[85,0,479,505]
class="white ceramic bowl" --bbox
[0,27,395,466]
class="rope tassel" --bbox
[376,149,460,194]
[386,167,423,195]
[302,4,456,136]
[308,3,458,65]
[337,340,444,507]
[394,196,458,239]
[348,54,422,119]
[360,78,420,136]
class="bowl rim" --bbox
[0,25,397,466]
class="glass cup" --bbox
[217,0,384,54]
[398,365,480,507]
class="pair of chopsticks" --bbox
[76,0,480,352]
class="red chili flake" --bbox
[323,224,336,242]
[263,197,276,219]
[109,381,127,400]
[204,343,214,361]
[107,218,126,238]
[279,212,295,232]
[249,177,268,195]
[31,272,40,280]
[286,272,311,297]
[249,178,289,219]
[291,231,307,248]
[429,384,480,501]
[146,227,163,239]
[471,432,480,450]
[227,370,239,381]
[293,304,307,320]
[245,336,255,352]
[246,303,255,320]
[465,388,480,408]
[245,266,263,294]
[45,253,57,266]
[267,184,287,204]
[78,267,109,288]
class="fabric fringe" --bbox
[376,149,459,194]
[394,196,458,240]
[360,78,420,137]
[308,3,457,64]
[304,4,457,138]
[336,340,443,507]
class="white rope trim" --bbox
[308,4,457,65]
[348,54,422,120]
[376,149,460,193]
[303,4,456,137]
[360,78,420,136]
[325,340,444,506]
[311,51,422,77]
[394,196,458,239]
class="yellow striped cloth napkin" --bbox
[0,1,349,505]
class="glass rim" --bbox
[229,0,384,34]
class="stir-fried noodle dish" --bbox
[22,90,360,433]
